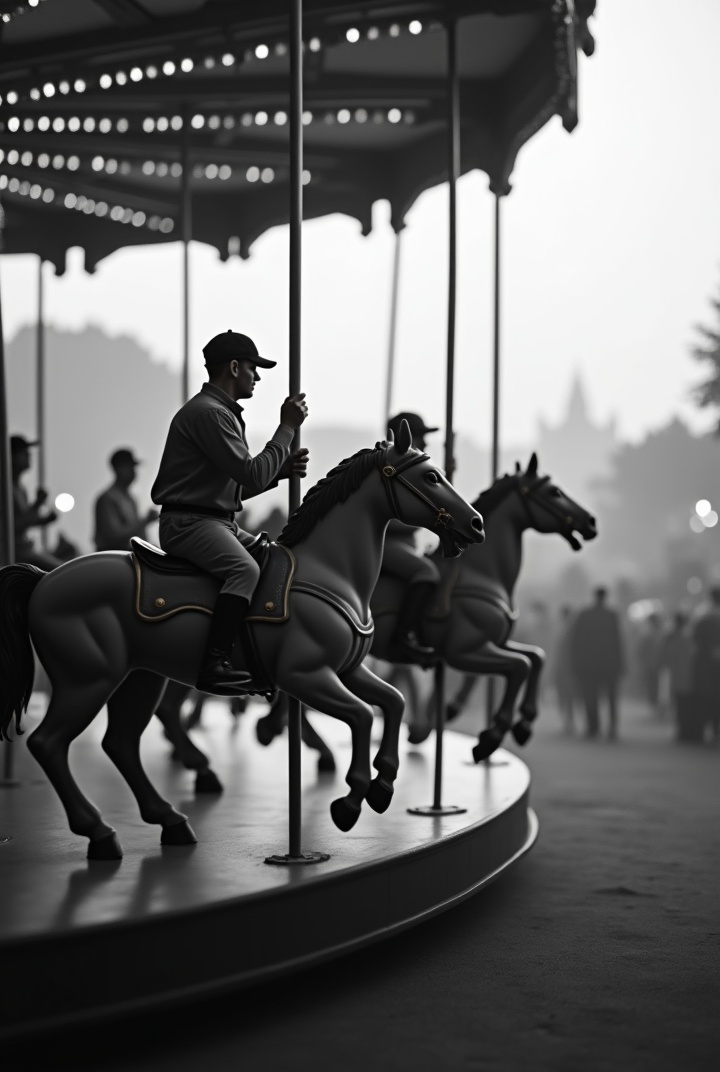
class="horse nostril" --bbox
[472,517,485,541]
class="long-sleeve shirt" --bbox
[94,483,146,551]
[151,382,293,512]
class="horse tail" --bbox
[0,563,45,739]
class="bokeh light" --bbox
[55,493,75,513]
[696,499,711,517]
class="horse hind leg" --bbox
[104,670,197,846]
[450,642,531,762]
[27,678,125,859]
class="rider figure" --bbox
[383,412,441,664]
[151,331,308,695]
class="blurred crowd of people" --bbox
[520,589,720,745]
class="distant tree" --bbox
[692,279,720,433]
[592,417,720,571]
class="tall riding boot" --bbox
[196,593,254,696]
[390,581,437,666]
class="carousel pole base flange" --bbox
[265,851,331,866]
[407,804,468,817]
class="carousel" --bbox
[0,0,596,1038]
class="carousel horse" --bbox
[0,422,483,858]
[371,453,597,760]
[254,455,597,767]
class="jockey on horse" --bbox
[151,330,308,696]
[381,412,442,666]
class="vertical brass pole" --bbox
[37,258,47,549]
[287,0,304,861]
[486,192,501,732]
[408,19,465,818]
[383,228,402,429]
[265,0,328,867]
[444,21,459,485]
[491,192,501,482]
[181,107,191,404]
[0,219,19,785]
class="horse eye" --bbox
[550,488,562,498]
[426,471,440,484]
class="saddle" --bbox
[131,535,293,623]
[130,536,295,695]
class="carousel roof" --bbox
[0,0,596,273]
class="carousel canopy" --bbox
[0,0,595,273]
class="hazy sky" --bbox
[2,0,720,452]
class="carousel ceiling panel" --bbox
[0,0,596,271]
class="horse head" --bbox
[380,419,485,558]
[512,452,597,551]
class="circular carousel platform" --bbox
[0,698,537,1039]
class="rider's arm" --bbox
[194,409,294,494]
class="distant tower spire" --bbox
[566,370,588,424]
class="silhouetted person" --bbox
[637,612,664,714]
[690,587,720,744]
[553,605,577,733]
[151,330,308,695]
[94,448,158,551]
[571,586,625,739]
[660,611,695,741]
[10,434,62,571]
[382,412,441,664]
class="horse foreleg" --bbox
[301,712,336,773]
[104,671,197,845]
[27,679,124,858]
[504,640,546,742]
[446,673,480,723]
[451,642,531,762]
[255,691,288,746]
[283,666,374,832]
[155,682,222,793]
[341,663,405,813]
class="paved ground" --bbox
[6,694,720,1071]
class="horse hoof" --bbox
[407,724,431,746]
[161,819,198,846]
[195,768,224,794]
[511,720,533,745]
[255,718,276,747]
[366,778,393,814]
[87,831,123,861]
[330,797,361,831]
[472,730,502,763]
[317,752,336,774]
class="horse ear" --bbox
[386,427,395,444]
[527,452,538,476]
[396,418,412,455]
[515,461,521,474]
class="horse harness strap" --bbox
[516,476,577,542]
[379,451,454,531]
[427,564,517,624]
[291,581,374,675]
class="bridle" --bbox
[379,448,455,531]
[515,475,582,550]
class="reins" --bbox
[515,475,580,546]
[379,450,454,530]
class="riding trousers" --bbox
[383,536,440,586]
[159,513,260,599]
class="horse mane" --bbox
[278,443,386,547]
[471,473,517,518]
